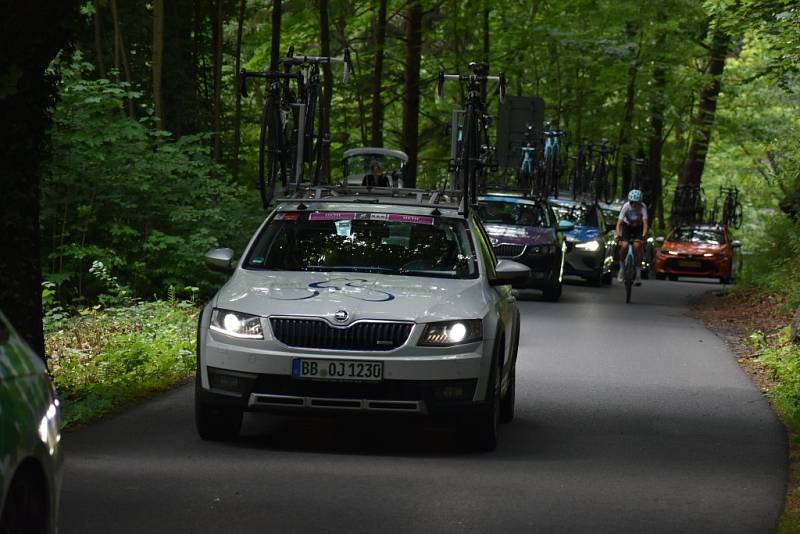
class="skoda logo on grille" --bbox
[334,310,349,322]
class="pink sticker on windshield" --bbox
[387,214,435,225]
[308,211,356,221]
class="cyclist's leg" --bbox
[633,238,643,284]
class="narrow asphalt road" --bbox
[59,280,787,533]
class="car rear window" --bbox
[243,211,478,279]
[477,200,550,227]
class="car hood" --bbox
[214,270,491,323]
[664,242,726,254]
[483,224,555,246]
[565,225,601,243]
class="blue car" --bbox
[548,198,615,285]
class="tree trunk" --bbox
[270,0,282,71]
[678,26,730,187]
[109,0,134,118]
[402,0,423,188]
[92,0,106,77]
[211,0,223,163]
[164,0,201,136]
[152,0,165,129]
[616,21,641,197]
[648,12,667,227]
[0,1,78,360]
[319,0,332,183]
[232,0,246,179]
[370,0,387,147]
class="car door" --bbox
[471,217,516,368]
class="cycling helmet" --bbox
[628,189,643,202]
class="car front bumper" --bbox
[198,327,492,416]
[655,254,732,278]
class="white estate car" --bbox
[196,188,527,450]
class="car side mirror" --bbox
[491,259,530,286]
[731,240,741,248]
[205,248,235,274]
[655,236,665,245]
[557,220,575,233]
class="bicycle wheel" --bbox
[624,253,635,304]
[733,202,743,229]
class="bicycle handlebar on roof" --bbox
[436,66,506,103]
[279,48,352,84]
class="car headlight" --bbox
[575,239,600,252]
[667,250,679,256]
[418,320,482,346]
[210,309,264,339]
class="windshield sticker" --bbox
[309,211,356,221]
[271,278,395,302]
[387,214,434,225]
[335,220,352,237]
[308,211,434,225]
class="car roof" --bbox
[674,224,726,231]
[342,147,409,162]
[478,194,544,206]
[548,197,590,208]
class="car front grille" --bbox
[493,244,526,258]
[270,318,413,351]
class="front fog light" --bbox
[210,309,264,339]
[419,320,482,346]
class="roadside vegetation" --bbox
[44,262,197,428]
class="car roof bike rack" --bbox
[274,184,465,214]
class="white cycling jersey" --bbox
[618,201,648,227]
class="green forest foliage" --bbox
[41,0,798,306]
[41,54,261,303]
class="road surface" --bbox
[59,279,787,533]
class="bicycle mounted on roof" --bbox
[710,186,743,229]
[240,48,352,209]
[437,62,506,216]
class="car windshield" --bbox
[550,204,599,227]
[476,200,550,227]
[244,211,478,279]
[670,228,724,244]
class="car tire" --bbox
[641,269,650,280]
[195,395,243,441]
[602,271,613,285]
[542,282,562,302]
[587,271,603,286]
[0,462,48,534]
[720,276,731,284]
[461,346,501,452]
[500,363,516,424]
[655,273,666,280]
[668,274,679,281]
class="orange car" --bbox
[655,225,741,283]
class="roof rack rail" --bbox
[273,184,466,211]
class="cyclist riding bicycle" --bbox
[615,189,649,286]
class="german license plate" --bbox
[679,260,702,268]
[292,358,383,381]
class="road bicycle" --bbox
[719,186,743,228]
[569,141,592,200]
[240,66,303,208]
[622,238,637,304]
[542,124,567,198]
[279,48,351,188]
[589,139,614,202]
[438,62,506,212]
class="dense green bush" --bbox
[46,299,197,428]
[41,53,262,304]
